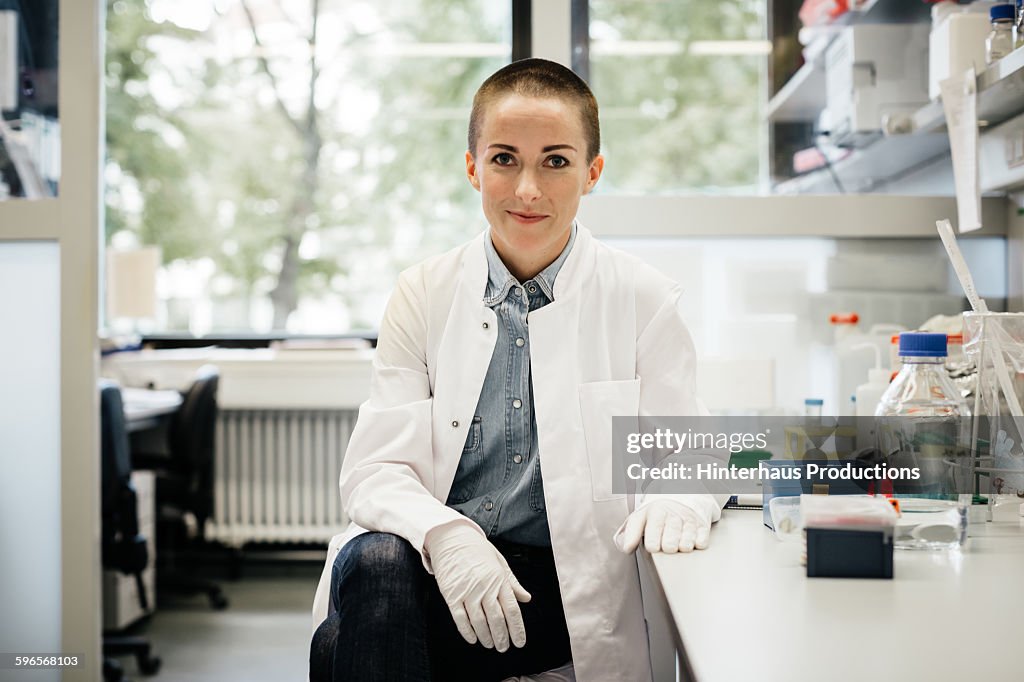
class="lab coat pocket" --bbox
[579,378,641,501]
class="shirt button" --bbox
[451,420,459,428]
[482,322,489,329]
[512,399,522,409]
[528,285,538,294]
[515,337,525,347]
[512,288,520,297]
[513,454,523,464]
[484,501,494,511]
[518,288,525,297]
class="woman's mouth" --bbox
[507,211,547,224]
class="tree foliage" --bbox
[105,0,762,332]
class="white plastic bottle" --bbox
[875,333,971,550]
[852,343,891,451]
[852,344,890,418]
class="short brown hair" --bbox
[468,58,600,163]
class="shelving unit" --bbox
[767,0,932,128]
[768,1,1024,195]
[579,194,1007,238]
[766,59,825,123]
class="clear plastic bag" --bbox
[963,312,1024,499]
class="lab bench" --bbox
[646,509,1024,682]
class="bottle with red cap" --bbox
[875,332,972,550]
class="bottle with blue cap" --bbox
[986,3,1015,63]
[875,332,972,550]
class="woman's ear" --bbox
[584,154,605,194]
[466,150,481,192]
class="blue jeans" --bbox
[309,532,572,682]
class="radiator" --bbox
[206,409,356,546]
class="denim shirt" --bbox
[445,224,577,546]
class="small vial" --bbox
[804,398,823,419]
[986,4,1015,64]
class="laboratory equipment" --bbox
[963,312,1024,516]
[821,23,930,147]
[803,495,897,579]
[852,343,890,419]
[804,398,823,419]
[833,315,901,417]
[767,496,802,542]
[880,333,972,541]
[852,343,890,450]
[875,332,971,550]
[986,4,1015,63]
[806,527,894,578]
[928,1,996,100]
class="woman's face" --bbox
[466,94,603,270]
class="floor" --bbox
[109,566,321,682]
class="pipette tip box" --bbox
[806,527,894,579]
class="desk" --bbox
[121,387,182,432]
[648,510,1024,682]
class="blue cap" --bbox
[992,4,1014,20]
[804,398,823,406]
[898,332,947,357]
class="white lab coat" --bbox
[312,224,723,682]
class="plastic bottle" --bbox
[875,333,972,550]
[986,4,1015,63]
[853,345,889,419]
[852,343,890,451]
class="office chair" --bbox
[100,380,162,680]
[145,365,229,610]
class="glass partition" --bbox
[0,241,61,677]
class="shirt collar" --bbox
[484,222,577,304]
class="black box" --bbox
[806,527,893,579]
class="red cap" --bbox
[829,313,859,325]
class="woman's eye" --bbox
[492,153,514,166]
[546,155,569,169]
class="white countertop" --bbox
[649,509,1024,682]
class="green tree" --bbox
[590,0,763,193]
[105,0,211,256]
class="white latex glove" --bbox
[614,498,714,554]
[424,522,532,652]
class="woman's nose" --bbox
[515,170,542,203]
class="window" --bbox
[582,0,767,195]
[105,0,511,335]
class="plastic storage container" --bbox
[875,332,972,550]
[928,1,996,100]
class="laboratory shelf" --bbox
[578,194,1007,239]
[914,46,1024,134]
[767,3,1024,195]
[766,0,931,124]
[773,45,1024,195]
[773,133,951,194]
[766,60,826,123]
[831,0,931,26]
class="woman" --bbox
[310,58,725,682]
